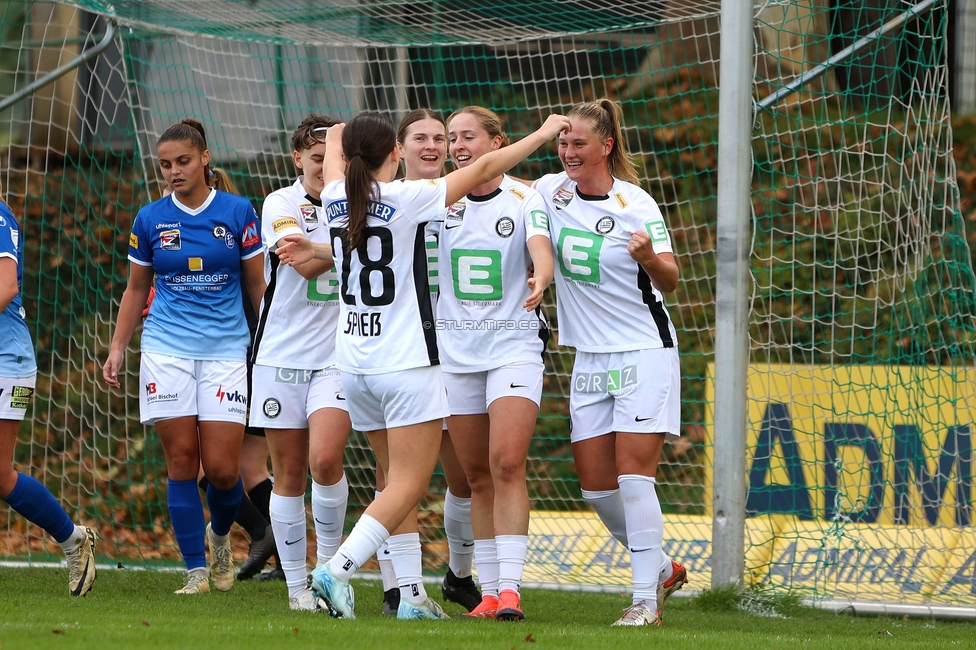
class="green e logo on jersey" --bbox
[557,228,603,283]
[307,271,340,302]
[452,249,502,301]
[645,221,668,243]
[530,210,549,231]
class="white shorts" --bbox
[342,365,449,432]
[0,375,36,421]
[569,347,680,443]
[443,360,544,415]
[249,365,347,429]
[140,352,248,426]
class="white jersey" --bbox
[535,172,677,353]
[436,175,550,372]
[322,177,448,374]
[252,178,340,369]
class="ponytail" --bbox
[341,113,397,251]
[567,98,639,185]
[210,167,239,195]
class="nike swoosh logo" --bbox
[510,383,527,389]
[629,547,652,553]
[284,539,302,546]
[635,416,652,422]
[307,227,318,233]
[461,542,474,548]
[336,395,346,401]
[314,519,334,526]
[445,223,462,229]
[70,558,92,596]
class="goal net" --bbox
[1,0,973,611]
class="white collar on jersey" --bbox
[170,187,217,216]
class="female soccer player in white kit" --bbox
[247,114,351,611]
[0,197,98,596]
[103,119,266,594]
[439,107,553,621]
[371,110,481,617]
[534,99,687,626]
[277,111,570,620]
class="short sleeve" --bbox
[239,206,263,260]
[127,209,153,266]
[0,211,16,262]
[398,177,448,225]
[261,193,304,250]
[521,190,551,242]
[637,194,673,255]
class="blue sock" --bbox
[2,473,75,543]
[206,477,243,537]
[167,478,206,571]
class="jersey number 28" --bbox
[331,226,395,306]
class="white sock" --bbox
[581,488,628,547]
[378,540,397,590]
[618,474,663,609]
[311,474,348,566]
[444,489,474,578]
[372,490,398,590]
[496,534,528,595]
[474,538,499,598]
[58,525,86,552]
[387,532,427,605]
[270,492,308,599]
[328,514,389,581]
[660,552,675,583]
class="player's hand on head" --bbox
[627,229,656,266]
[275,234,313,266]
[324,122,345,145]
[540,114,572,139]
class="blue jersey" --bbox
[0,201,36,378]
[128,190,263,361]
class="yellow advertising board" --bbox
[518,364,976,601]
[705,363,976,527]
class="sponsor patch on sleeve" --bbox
[272,217,300,233]
[508,187,525,201]
[242,221,260,248]
[645,221,669,243]
[129,233,139,248]
[426,179,439,186]
[614,192,628,209]
[530,210,549,231]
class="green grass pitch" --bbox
[0,567,972,649]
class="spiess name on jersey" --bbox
[343,311,382,337]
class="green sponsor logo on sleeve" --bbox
[645,221,669,243]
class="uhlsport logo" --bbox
[216,385,247,405]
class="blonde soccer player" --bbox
[534,98,687,626]
[247,114,353,611]
[103,119,266,594]
[276,110,571,620]
[436,106,554,621]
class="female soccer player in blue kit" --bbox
[0,197,98,596]
[103,119,266,594]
